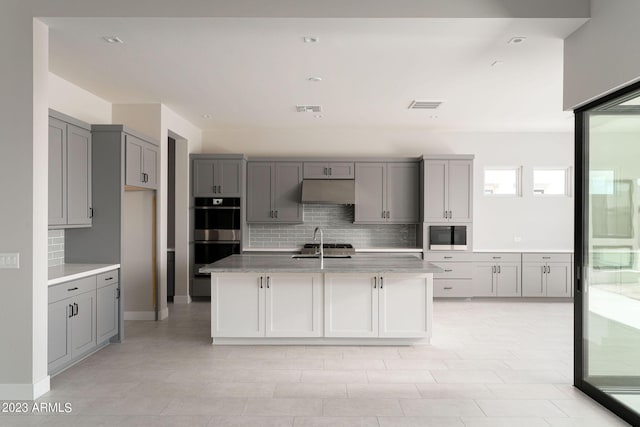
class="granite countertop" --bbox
[200,254,442,274]
[48,263,120,286]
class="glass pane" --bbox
[484,169,519,195]
[533,169,567,195]
[585,108,640,415]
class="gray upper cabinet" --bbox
[424,158,472,223]
[193,158,243,197]
[247,162,303,223]
[303,162,355,179]
[125,134,159,190]
[48,113,92,228]
[355,162,419,224]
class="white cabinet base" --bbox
[211,337,431,346]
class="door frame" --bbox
[574,79,640,427]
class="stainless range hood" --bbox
[301,179,355,204]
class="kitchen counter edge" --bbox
[48,263,121,286]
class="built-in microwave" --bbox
[429,225,468,250]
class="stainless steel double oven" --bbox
[193,197,240,296]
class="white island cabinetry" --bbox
[211,273,323,338]
[204,254,439,345]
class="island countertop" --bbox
[200,254,443,274]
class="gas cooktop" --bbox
[301,243,355,255]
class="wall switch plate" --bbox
[0,253,20,269]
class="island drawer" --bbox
[522,253,572,263]
[423,252,473,262]
[49,276,97,304]
[474,253,521,263]
[433,262,473,279]
[97,270,119,288]
[433,279,472,297]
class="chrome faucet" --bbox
[313,227,324,269]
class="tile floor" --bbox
[0,300,631,426]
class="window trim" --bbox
[532,166,572,197]
[483,166,522,197]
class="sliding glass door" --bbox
[576,83,640,426]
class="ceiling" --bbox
[45,17,587,132]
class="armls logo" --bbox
[31,402,72,413]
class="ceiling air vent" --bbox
[296,105,322,113]
[408,100,443,110]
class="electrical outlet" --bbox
[0,253,20,269]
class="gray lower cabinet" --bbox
[193,157,243,197]
[522,253,572,297]
[48,112,92,228]
[96,271,120,344]
[247,162,303,223]
[424,158,472,223]
[473,253,521,297]
[48,269,120,375]
[125,134,159,189]
[355,162,419,224]
[303,162,354,179]
[424,252,473,297]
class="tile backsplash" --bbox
[248,204,417,249]
[48,229,65,267]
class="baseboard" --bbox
[124,311,156,321]
[174,295,192,304]
[0,376,50,400]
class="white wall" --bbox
[48,73,112,124]
[203,127,574,250]
[564,0,640,109]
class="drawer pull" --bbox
[492,256,501,259]
[67,287,79,292]
[444,256,453,259]
[104,277,114,281]
[542,256,551,259]
[444,286,453,290]
[444,269,453,272]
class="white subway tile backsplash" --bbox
[248,204,417,249]
[48,229,65,267]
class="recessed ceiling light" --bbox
[308,76,322,82]
[491,60,504,67]
[314,115,323,119]
[508,36,526,45]
[303,36,319,43]
[201,114,212,119]
[102,36,124,44]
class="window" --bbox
[533,168,570,196]
[484,167,521,196]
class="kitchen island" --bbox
[200,254,442,345]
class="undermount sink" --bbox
[291,254,352,259]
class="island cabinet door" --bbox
[324,274,379,338]
[378,275,431,338]
[265,274,323,337]
[211,273,265,337]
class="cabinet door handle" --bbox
[269,210,273,218]
[444,210,447,219]
[73,303,78,316]
[218,185,222,193]
[382,211,386,219]
[141,173,145,183]
[68,304,74,318]
[329,167,332,175]
[260,277,263,288]
[444,286,453,290]
[267,276,270,289]
[67,287,79,292]
[213,185,217,193]
[373,277,377,289]
[116,288,120,299]
[274,210,278,218]
[324,167,328,175]
[497,266,501,274]
[105,277,113,281]
[444,256,452,259]
[386,210,390,218]
[444,269,452,272]
[547,266,550,274]
[380,276,383,289]
[89,207,94,218]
